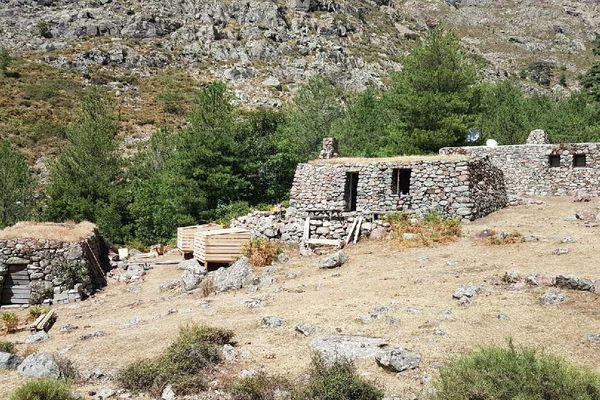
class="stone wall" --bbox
[289,156,507,221]
[0,231,107,305]
[440,142,600,198]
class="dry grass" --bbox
[386,211,462,247]
[243,239,281,268]
[1,197,598,399]
[0,221,97,241]
[308,154,470,164]
[485,230,524,245]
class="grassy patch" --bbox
[229,372,290,400]
[0,340,15,353]
[485,230,524,245]
[290,356,384,400]
[385,211,461,247]
[28,306,51,322]
[10,378,75,400]
[117,324,234,396]
[243,239,281,268]
[429,342,600,400]
[1,311,19,333]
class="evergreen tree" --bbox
[44,90,124,239]
[385,29,479,153]
[582,36,600,103]
[0,140,36,228]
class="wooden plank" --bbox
[353,217,363,244]
[345,219,358,244]
[306,238,343,247]
[303,217,310,242]
[30,314,45,332]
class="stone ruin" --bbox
[440,129,600,198]
[0,222,109,306]
[233,137,507,243]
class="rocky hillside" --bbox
[1,0,598,107]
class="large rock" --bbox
[180,270,204,292]
[375,348,421,372]
[318,250,348,269]
[309,335,387,364]
[17,352,62,378]
[208,256,256,292]
[25,331,49,344]
[262,316,286,328]
[453,283,481,299]
[555,275,594,291]
[0,352,23,370]
[540,290,566,305]
[177,259,207,275]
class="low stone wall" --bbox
[440,142,600,198]
[0,231,107,305]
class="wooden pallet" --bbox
[193,228,251,264]
[177,224,223,253]
[1,264,31,305]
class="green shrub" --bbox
[10,378,74,400]
[429,343,600,400]
[229,372,290,400]
[117,324,234,396]
[28,306,51,321]
[291,356,384,400]
[0,340,15,353]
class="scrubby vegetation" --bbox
[229,372,290,400]
[0,340,15,353]
[386,211,461,246]
[290,356,384,400]
[27,306,51,322]
[10,378,75,400]
[429,343,600,400]
[243,239,281,268]
[1,311,20,333]
[486,230,524,245]
[117,324,234,396]
[2,29,600,244]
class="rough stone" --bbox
[208,256,256,292]
[177,259,206,275]
[587,333,600,343]
[262,316,286,328]
[159,280,180,292]
[25,331,49,344]
[95,388,116,400]
[161,384,175,400]
[452,284,481,299]
[555,274,594,291]
[540,290,566,305]
[17,352,61,378]
[319,250,348,269]
[309,335,388,363]
[295,323,318,336]
[0,352,23,370]
[375,348,421,372]
[181,270,204,292]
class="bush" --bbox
[429,343,600,400]
[485,230,523,245]
[385,211,461,247]
[0,340,15,353]
[28,306,51,322]
[10,379,74,400]
[291,356,384,400]
[1,312,19,333]
[117,324,234,396]
[229,372,290,400]
[243,239,281,268]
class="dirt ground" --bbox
[1,196,599,399]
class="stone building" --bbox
[233,141,507,243]
[0,222,108,306]
[440,130,600,198]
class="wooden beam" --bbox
[353,217,363,244]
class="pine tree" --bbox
[582,36,600,103]
[45,90,123,235]
[0,140,36,228]
[385,29,479,153]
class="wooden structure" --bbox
[1,263,31,305]
[193,228,251,264]
[177,224,222,253]
[30,310,56,332]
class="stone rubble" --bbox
[375,348,421,373]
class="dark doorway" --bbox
[1,264,31,305]
[392,168,412,195]
[344,172,359,212]
[573,154,587,168]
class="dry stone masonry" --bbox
[440,130,600,198]
[0,222,108,306]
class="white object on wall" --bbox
[486,139,498,147]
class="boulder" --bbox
[375,347,421,372]
[318,250,348,269]
[159,280,180,292]
[180,270,203,292]
[262,316,286,328]
[17,352,61,378]
[161,384,175,400]
[0,352,23,370]
[25,331,49,344]
[587,333,600,343]
[208,256,256,292]
[125,264,145,279]
[540,290,566,305]
[369,227,388,240]
[94,388,116,400]
[555,275,594,291]
[295,323,318,336]
[453,284,481,299]
[309,335,387,364]
[177,259,207,275]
